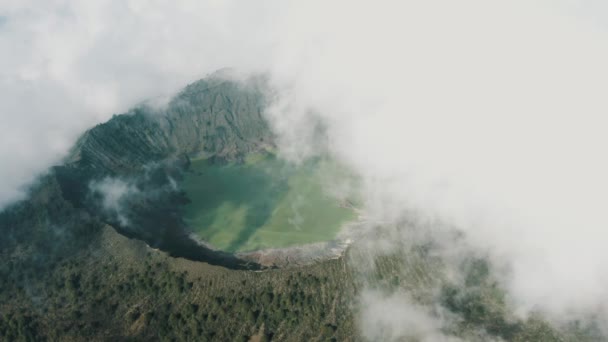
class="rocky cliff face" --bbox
[68,74,273,175]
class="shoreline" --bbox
[187,217,365,269]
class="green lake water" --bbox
[180,154,357,253]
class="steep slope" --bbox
[68,74,273,175]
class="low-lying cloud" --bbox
[360,290,465,342]
[266,0,608,324]
[89,177,139,226]
[3,0,608,340]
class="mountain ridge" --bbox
[67,75,273,175]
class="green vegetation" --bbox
[181,154,358,252]
[0,226,357,341]
[0,173,596,341]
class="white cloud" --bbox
[89,177,138,226]
[264,0,608,324]
[360,290,464,342]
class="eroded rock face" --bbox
[68,74,273,175]
[165,76,273,159]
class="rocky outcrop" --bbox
[68,74,274,175]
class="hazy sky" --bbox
[268,1,608,322]
[2,0,608,339]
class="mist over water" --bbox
[3,0,608,339]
